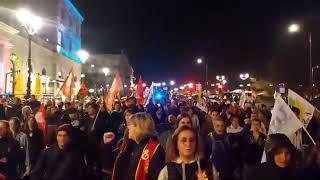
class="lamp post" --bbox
[288,23,313,95]
[16,9,43,99]
[216,75,225,82]
[196,58,208,93]
[239,73,250,81]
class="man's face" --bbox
[214,120,226,135]
[274,147,291,168]
[57,131,70,149]
[30,96,36,102]
[127,99,136,107]
[0,122,8,137]
[251,120,261,132]
[87,105,96,116]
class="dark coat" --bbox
[0,136,21,180]
[7,104,22,120]
[112,137,165,180]
[28,128,45,167]
[30,144,85,180]
[241,132,266,166]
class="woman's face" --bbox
[177,130,196,159]
[127,121,141,142]
[178,117,192,128]
[273,147,291,168]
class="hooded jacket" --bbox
[245,133,300,180]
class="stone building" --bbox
[0,0,84,98]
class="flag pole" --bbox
[302,126,316,145]
[91,108,101,132]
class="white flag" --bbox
[239,91,246,109]
[196,97,208,113]
[269,94,304,136]
[288,89,316,127]
[262,94,304,162]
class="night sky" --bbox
[74,0,320,86]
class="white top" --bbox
[158,158,198,180]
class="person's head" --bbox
[30,95,36,102]
[305,144,320,166]
[56,124,72,149]
[57,102,64,110]
[127,112,156,143]
[230,116,240,128]
[186,107,194,116]
[171,98,178,106]
[265,133,296,168]
[251,118,262,133]
[168,114,177,126]
[0,120,9,137]
[124,109,136,123]
[51,106,58,113]
[65,102,71,110]
[177,113,192,128]
[166,126,203,162]
[87,102,98,116]
[156,106,164,116]
[114,102,121,112]
[126,97,137,108]
[22,106,33,119]
[13,97,21,105]
[9,117,20,133]
[213,117,226,135]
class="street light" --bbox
[288,23,313,94]
[80,74,85,78]
[196,58,208,93]
[16,8,43,98]
[169,80,175,86]
[102,67,110,76]
[91,64,95,68]
[239,73,249,80]
[77,49,89,63]
[162,82,166,86]
[216,75,225,82]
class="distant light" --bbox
[187,83,194,89]
[102,67,110,76]
[174,88,179,91]
[216,75,225,81]
[162,82,166,86]
[211,84,215,87]
[313,84,315,87]
[180,86,185,90]
[222,80,227,84]
[239,84,244,87]
[57,72,62,77]
[288,23,300,33]
[89,89,94,93]
[16,8,43,35]
[169,80,175,86]
[91,64,95,68]
[124,84,127,88]
[80,74,85,78]
[106,84,110,87]
[218,85,223,89]
[269,84,273,87]
[247,83,251,87]
[197,58,203,64]
[155,93,162,99]
[46,38,49,42]
[240,73,250,80]
[142,83,146,87]
[77,49,90,63]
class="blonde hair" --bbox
[165,126,204,162]
[127,112,156,140]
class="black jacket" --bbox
[7,104,22,120]
[0,136,21,180]
[30,144,85,180]
[28,128,45,167]
[112,137,165,180]
[241,132,266,166]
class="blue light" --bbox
[155,93,163,99]
[64,0,84,22]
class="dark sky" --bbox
[74,0,320,86]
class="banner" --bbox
[144,82,154,106]
[196,96,208,113]
[60,70,75,102]
[104,73,123,111]
[136,77,144,105]
[239,91,246,109]
[288,89,316,127]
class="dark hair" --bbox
[56,124,72,137]
[177,112,192,126]
[87,102,99,111]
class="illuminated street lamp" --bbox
[196,58,208,92]
[239,73,249,80]
[16,8,43,98]
[102,67,110,76]
[77,49,90,63]
[288,23,313,94]
[162,82,166,86]
[169,80,175,86]
[91,64,95,68]
[216,75,225,82]
[222,79,227,85]
[80,74,85,78]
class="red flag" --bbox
[104,73,123,111]
[78,81,88,95]
[60,70,74,102]
[136,76,144,105]
[35,104,48,145]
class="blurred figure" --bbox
[22,106,33,125]
[30,124,85,180]
[7,98,22,120]
[302,144,320,180]
[112,112,165,180]
[8,117,30,177]
[0,120,21,180]
[158,114,177,149]
[28,95,41,112]
[158,126,212,180]
[186,107,200,129]
[246,133,299,180]
[177,113,192,128]
[227,116,243,134]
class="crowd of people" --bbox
[0,94,319,180]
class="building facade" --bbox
[82,54,133,95]
[0,0,84,98]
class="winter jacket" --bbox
[28,128,45,168]
[30,144,85,180]
[158,158,212,180]
[245,133,299,180]
[241,132,266,166]
[112,137,165,180]
[0,136,21,180]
